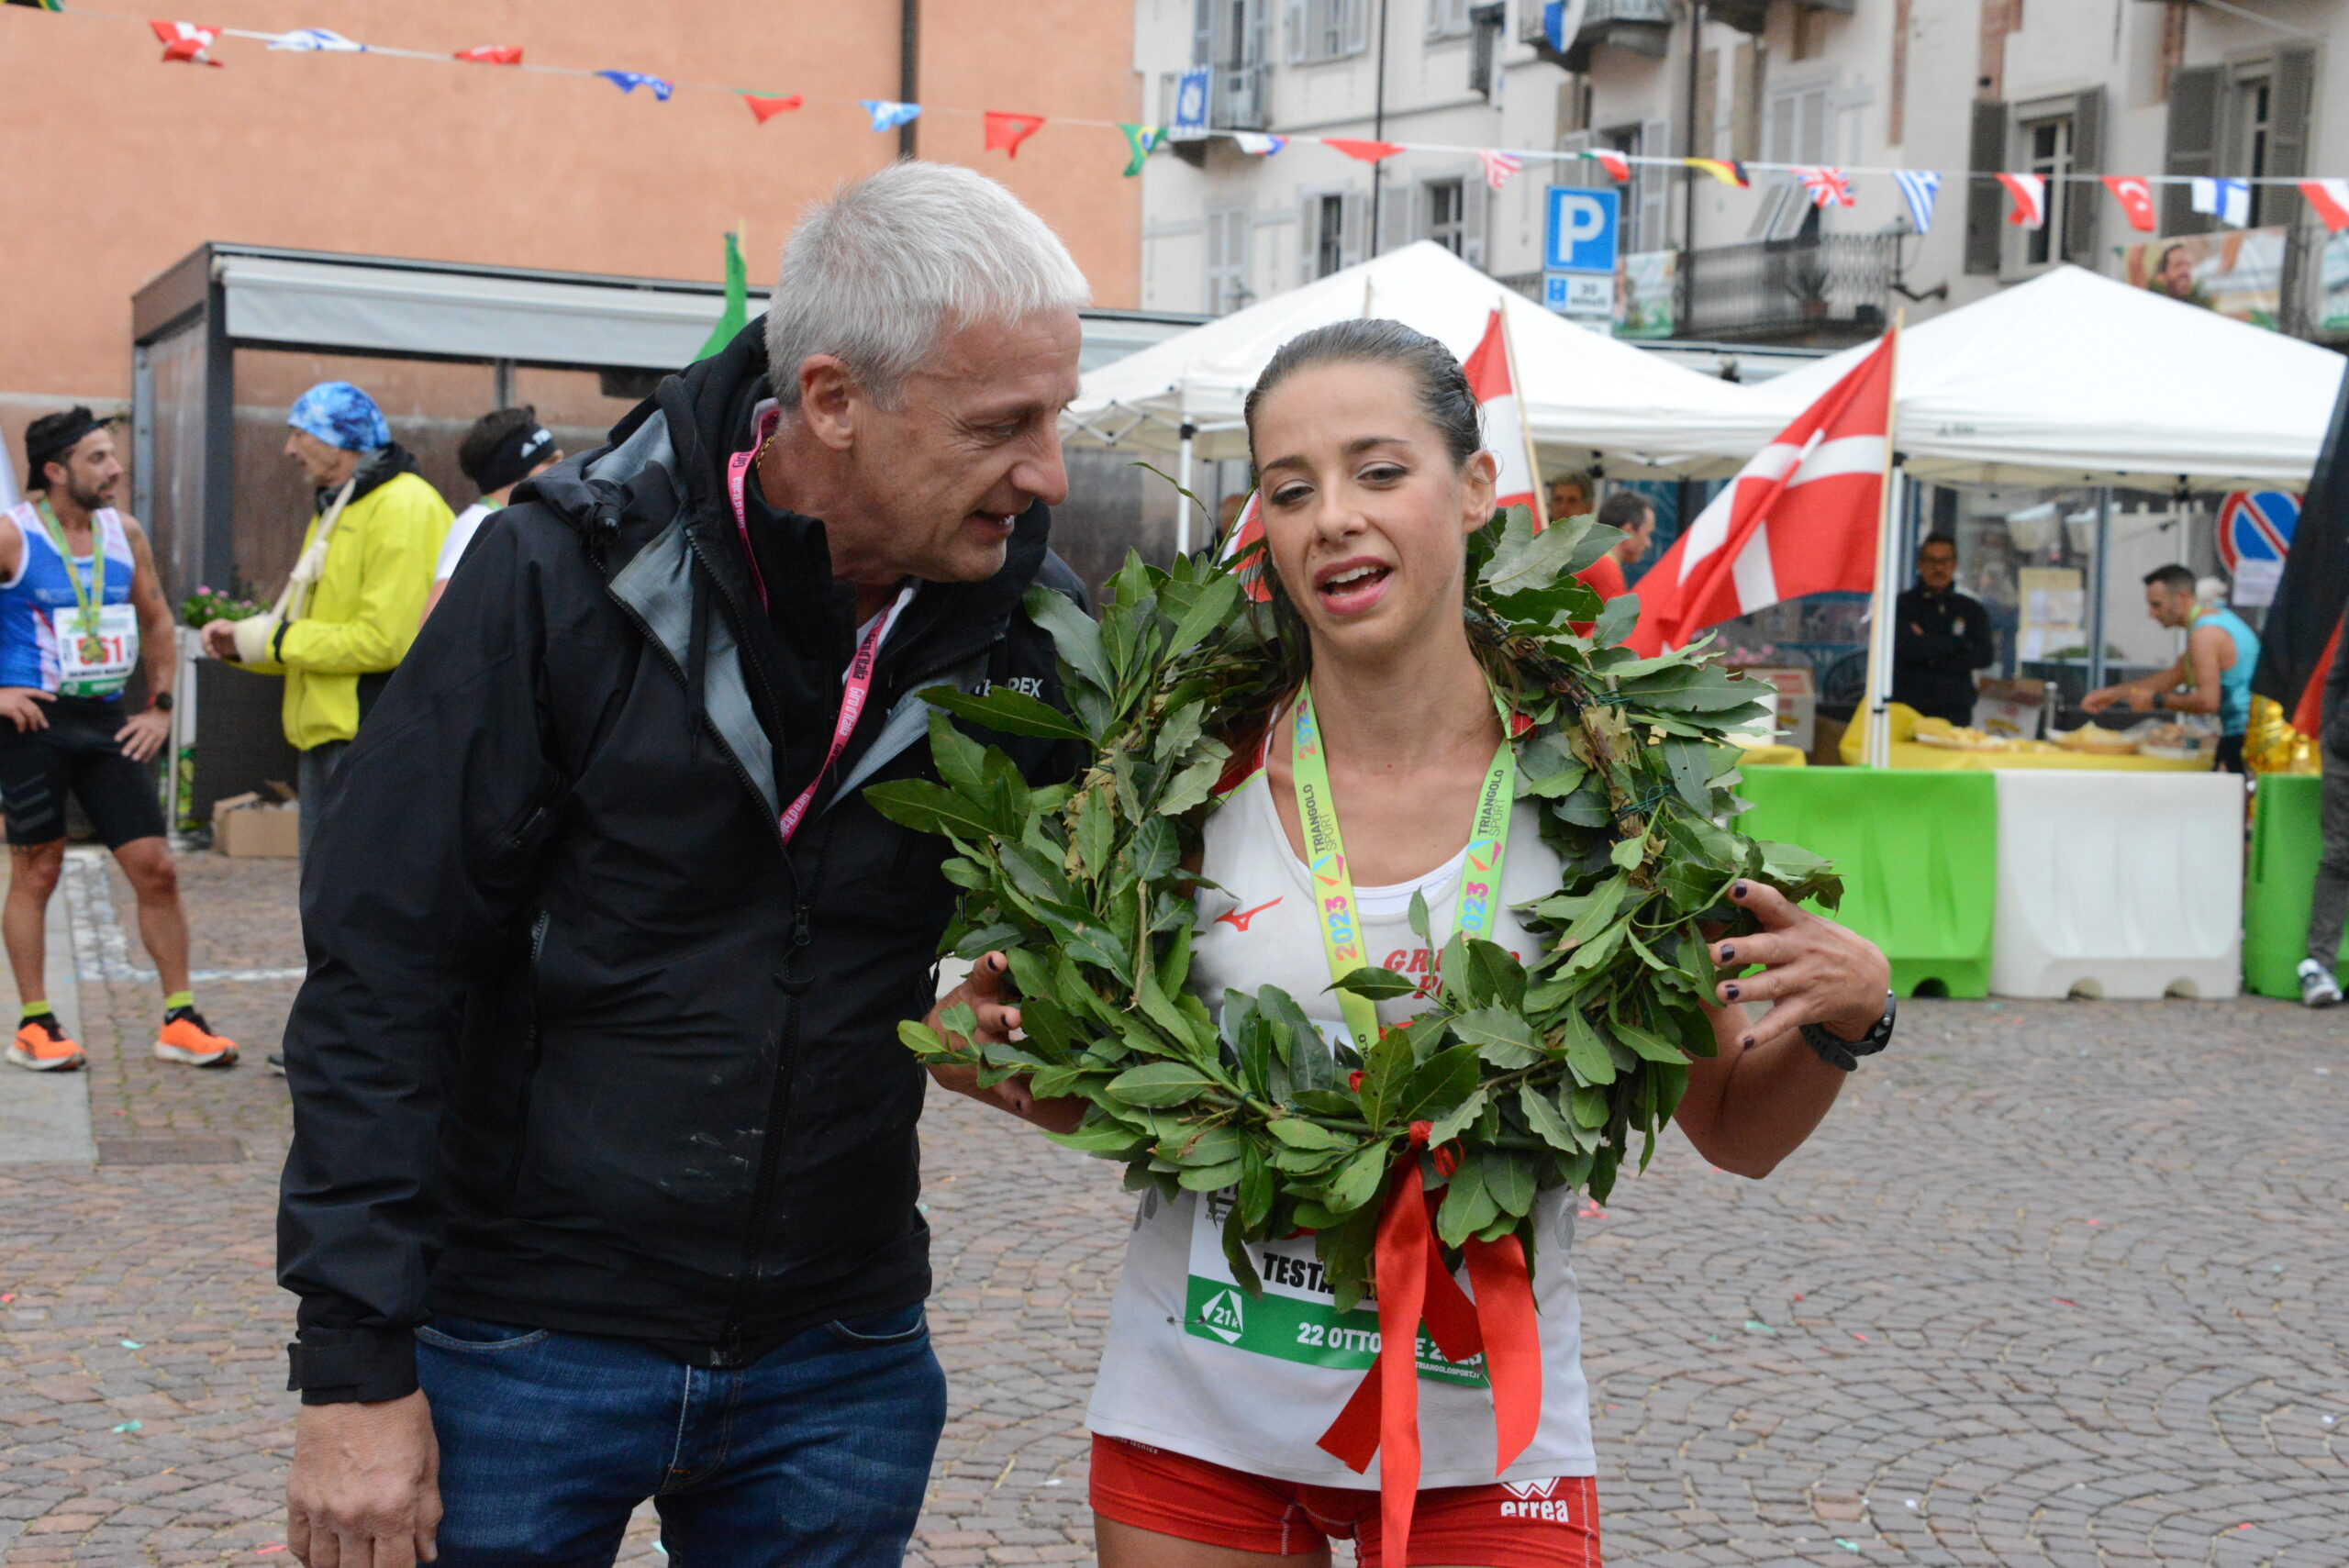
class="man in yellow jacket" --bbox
[202,382,451,858]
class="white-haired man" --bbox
[276,163,1093,1568]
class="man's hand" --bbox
[924,951,1085,1134]
[200,619,240,661]
[287,1391,441,1568]
[1711,881,1890,1049]
[0,687,52,734]
[2122,686,2158,714]
[115,707,170,763]
[2079,685,2118,713]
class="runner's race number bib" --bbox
[52,604,139,699]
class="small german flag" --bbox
[6,2,68,12]
[1687,158,1751,188]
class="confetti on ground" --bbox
[1743,1319,1778,1335]
[1833,1540,1861,1552]
[111,1420,141,1433]
[1906,1499,1918,1508]
[2053,1298,2079,1307]
[1043,1477,1063,1486]
[1853,1332,1870,1342]
[256,1547,285,1555]
[0,1294,12,1303]
[120,1340,142,1349]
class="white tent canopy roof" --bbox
[1731,265,2344,493]
[1063,242,1772,477]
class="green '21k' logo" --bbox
[1198,1288,1245,1344]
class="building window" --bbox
[2235,72,2274,226]
[1316,194,1346,278]
[1426,180,1466,256]
[1290,0,1369,62]
[2021,113,2072,267]
[1206,208,1252,315]
[1467,3,1504,96]
[1427,0,1470,38]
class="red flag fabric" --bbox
[1797,166,1855,208]
[1995,172,2045,228]
[455,45,522,64]
[745,93,803,124]
[1326,138,1404,163]
[983,111,1044,158]
[1218,490,1270,605]
[2300,180,2349,232]
[1460,309,1538,517]
[1628,328,1897,658]
[2103,175,2157,232]
[150,19,222,65]
[1591,149,1631,183]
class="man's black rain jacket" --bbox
[277,323,1085,1403]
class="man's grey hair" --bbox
[764,161,1091,408]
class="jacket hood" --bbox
[316,442,421,516]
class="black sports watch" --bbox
[1800,989,1896,1073]
[147,692,174,713]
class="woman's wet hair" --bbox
[1242,318,1483,470]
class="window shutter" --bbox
[2269,47,2316,228]
[1378,182,1419,255]
[1340,190,1369,268]
[1639,117,1673,253]
[1194,0,1216,67]
[1299,194,1320,284]
[2065,86,2103,266]
[1462,172,1491,268]
[1284,0,1305,61]
[1240,0,1268,64]
[1343,0,1371,56]
[1731,42,1762,161]
[2162,65,2221,238]
[1965,98,2007,276]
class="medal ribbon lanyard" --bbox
[34,499,107,660]
[1287,680,1516,1052]
[728,408,903,845]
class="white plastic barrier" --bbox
[1990,771,2243,1000]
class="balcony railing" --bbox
[1160,62,1272,138]
[1680,232,1895,341]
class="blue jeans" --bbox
[416,1306,946,1568]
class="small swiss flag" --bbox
[1995,172,2045,228]
[2102,176,2156,232]
[150,19,222,65]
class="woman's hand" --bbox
[923,951,1087,1134]
[1710,880,1890,1048]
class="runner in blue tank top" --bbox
[0,408,238,1073]
[2084,563,2263,773]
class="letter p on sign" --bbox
[1543,186,1620,274]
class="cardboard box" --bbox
[212,790,299,858]
[1736,665,1818,754]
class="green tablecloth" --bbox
[2244,773,2347,999]
[1736,769,1997,999]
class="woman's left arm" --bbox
[1672,880,1891,1179]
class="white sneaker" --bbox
[2299,959,2343,1008]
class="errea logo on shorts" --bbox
[1498,1478,1575,1523]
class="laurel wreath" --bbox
[868,508,1841,1308]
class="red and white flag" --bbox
[1477,149,1523,192]
[150,19,222,65]
[1796,166,1854,208]
[1218,491,1270,604]
[1460,308,1540,520]
[1628,328,1897,658]
[2300,179,2349,232]
[2103,175,2157,232]
[1995,172,2045,228]
[1590,149,1631,183]
[455,45,523,65]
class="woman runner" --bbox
[939,320,1894,1568]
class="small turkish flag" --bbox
[2300,179,2349,232]
[456,45,522,65]
[150,19,222,65]
[983,111,1044,158]
[745,93,803,125]
[1326,138,1404,163]
[1995,172,2045,228]
[2102,175,2156,232]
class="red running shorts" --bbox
[1090,1435,1601,1567]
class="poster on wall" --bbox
[1615,250,1676,339]
[2317,233,2349,335]
[2121,229,2286,328]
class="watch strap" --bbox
[1800,989,1896,1072]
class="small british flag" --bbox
[1797,166,1855,208]
[1477,149,1524,192]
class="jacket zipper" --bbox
[506,909,552,1191]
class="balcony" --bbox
[1524,0,1673,71]
[1160,62,1272,144]
[1679,232,1895,342]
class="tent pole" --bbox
[1496,295,1550,530]
[1176,419,1197,560]
[2088,487,2112,695]
[1865,315,1906,769]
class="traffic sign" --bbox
[1543,185,1620,274]
[2217,489,2298,608]
[1543,272,1611,317]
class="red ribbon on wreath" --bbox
[1315,1122,1543,1566]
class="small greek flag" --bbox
[1892,169,1941,236]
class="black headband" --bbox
[468,423,556,495]
[24,407,106,487]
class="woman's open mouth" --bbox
[1313,559,1393,616]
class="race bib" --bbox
[1185,1191,1487,1387]
[51,604,139,698]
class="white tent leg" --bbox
[1865,470,1905,769]
[1175,422,1196,559]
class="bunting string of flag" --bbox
[17,0,2349,231]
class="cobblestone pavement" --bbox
[1,852,2342,1566]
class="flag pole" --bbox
[1863,312,1906,769]
[1497,295,1550,531]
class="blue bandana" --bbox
[287,382,390,452]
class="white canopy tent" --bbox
[1731,264,2343,493]
[1063,242,1774,483]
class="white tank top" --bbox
[1084,760,1598,1487]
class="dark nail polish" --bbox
[1732,881,1748,898]
[1741,1035,1756,1049]
[1725,984,1741,1001]
[1719,946,1735,964]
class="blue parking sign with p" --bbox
[1544,186,1620,274]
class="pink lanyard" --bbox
[727,406,905,845]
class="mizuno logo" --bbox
[1218,898,1284,932]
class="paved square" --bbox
[0,852,2341,1565]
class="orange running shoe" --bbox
[155,1007,238,1068]
[7,1015,85,1072]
